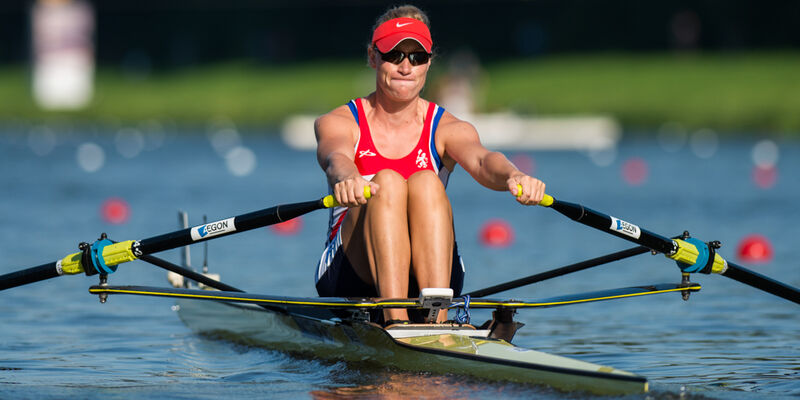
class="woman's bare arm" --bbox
[438,116,545,205]
[315,107,377,206]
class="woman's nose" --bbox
[397,58,413,73]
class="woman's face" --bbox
[370,39,430,102]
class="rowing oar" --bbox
[534,192,800,305]
[466,245,652,298]
[0,188,371,291]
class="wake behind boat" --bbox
[1,191,797,395]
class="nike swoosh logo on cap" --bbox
[396,22,413,28]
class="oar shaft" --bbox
[0,200,326,292]
[138,254,244,293]
[723,262,800,304]
[136,254,290,311]
[0,262,59,290]
[541,194,800,305]
[137,188,372,255]
[0,187,374,292]
[466,245,651,297]
[138,199,324,255]
[549,200,677,254]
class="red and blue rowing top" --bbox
[316,98,451,283]
[350,97,448,181]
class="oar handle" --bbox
[514,184,553,207]
[322,186,373,208]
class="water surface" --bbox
[1,128,798,399]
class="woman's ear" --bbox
[367,46,377,69]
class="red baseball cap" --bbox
[372,17,432,53]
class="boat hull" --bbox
[176,298,647,395]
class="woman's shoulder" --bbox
[435,109,478,137]
[316,104,357,126]
[315,103,360,141]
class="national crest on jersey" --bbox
[415,149,428,169]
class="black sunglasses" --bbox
[375,48,431,66]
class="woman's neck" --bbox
[367,91,425,127]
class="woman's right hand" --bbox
[333,175,378,207]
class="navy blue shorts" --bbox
[315,242,465,298]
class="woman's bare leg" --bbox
[407,170,453,322]
[342,169,411,322]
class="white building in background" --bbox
[32,0,95,110]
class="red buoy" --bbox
[479,219,514,248]
[621,157,648,186]
[100,197,130,225]
[736,234,773,264]
[270,216,303,235]
[752,165,778,189]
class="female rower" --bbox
[314,5,546,325]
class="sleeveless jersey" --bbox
[316,98,450,282]
[352,97,446,180]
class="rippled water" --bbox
[0,127,798,399]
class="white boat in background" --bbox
[281,113,620,151]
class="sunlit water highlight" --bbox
[0,129,798,399]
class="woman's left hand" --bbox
[507,174,546,205]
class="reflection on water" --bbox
[0,128,798,399]
[313,369,575,400]
[312,374,468,400]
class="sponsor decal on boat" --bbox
[191,218,236,241]
[610,217,641,239]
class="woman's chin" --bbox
[386,87,421,101]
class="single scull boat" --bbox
[90,283,695,394]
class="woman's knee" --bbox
[373,169,405,184]
[372,169,408,199]
[408,170,447,200]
